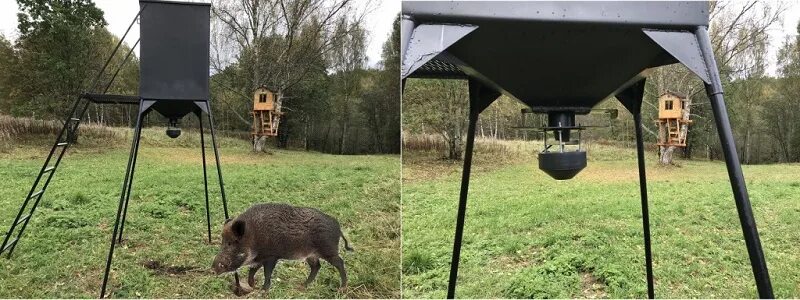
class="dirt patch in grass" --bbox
[141,260,204,276]
[580,272,608,299]
[490,246,545,270]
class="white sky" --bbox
[0,0,400,68]
[766,0,800,75]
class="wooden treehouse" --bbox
[252,86,282,137]
[656,91,691,147]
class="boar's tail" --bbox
[341,234,354,252]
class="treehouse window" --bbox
[665,100,673,110]
[681,100,686,109]
[259,94,267,103]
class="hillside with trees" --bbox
[0,0,400,155]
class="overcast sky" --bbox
[0,1,797,75]
[0,0,400,68]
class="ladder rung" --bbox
[56,142,68,147]
[28,190,44,200]
[43,166,55,173]
[69,118,80,121]
[15,215,31,226]
[0,238,18,254]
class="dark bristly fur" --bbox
[212,203,353,294]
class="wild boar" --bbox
[212,203,353,294]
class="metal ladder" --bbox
[0,6,143,259]
[0,97,91,258]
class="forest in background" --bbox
[403,1,800,164]
[0,0,400,155]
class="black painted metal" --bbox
[0,100,91,258]
[633,112,655,299]
[447,94,478,300]
[81,94,141,105]
[116,109,144,244]
[537,151,586,180]
[139,0,211,119]
[695,26,773,298]
[615,79,654,298]
[101,100,147,298]
[1,6,142,257]
[3,2,233,297]
[401,2,708,110]
[207,107,230,219]
[204,102,240,285]
[99,101,231,297]
[200,114,212,243]
[446,79,500,298]
[403,2,773,297]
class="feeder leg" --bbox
[205,104,240,285]
[200,114,212,243]
[206,110,229,218]
[100,103,145,298]
[117,119,143,244]
[696,26,773,298]
[447,110,478,299]
[633,112,654,299]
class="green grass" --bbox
[0,132,400,298]
[402,141,800,298]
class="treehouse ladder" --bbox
[0,97,91,258]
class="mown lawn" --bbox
[402,142,800,298]
[0,131,400,298]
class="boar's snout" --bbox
[212,249,247,274]
[211,256,227,275]
[213,218,248,274]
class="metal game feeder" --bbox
[401,1,773,298]
[1,1,236,297]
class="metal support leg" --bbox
[117,120,142,244]
[633,112,654,299]
[696,26,773,298]
[206,110,229,218]
[100,102,146,298]
[205,103,239,285]
[199,114,212,243]
[447,110,478,299]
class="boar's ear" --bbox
[231,219,245,239]
[224,218,232,224]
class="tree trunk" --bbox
[323,125,332,153]
[339,122,347,154]
[448,135,463,160]
[304,117,310,151]
[660,145,676,165]
[253,136,268,152]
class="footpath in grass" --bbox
[402,144,800,298]
[0,137,400,298]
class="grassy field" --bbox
[402,138,800,298]
[0,126,400,298]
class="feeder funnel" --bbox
[539,151,586,180]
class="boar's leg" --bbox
[303,257,321,288]
[324,256,347,288]
[261,257,279,291]
[248,264,262,288]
